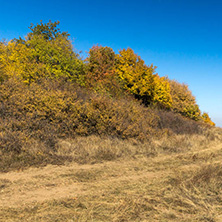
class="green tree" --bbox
[1,21,85,84]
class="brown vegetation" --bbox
[0,77,212,172]
[0,128,222,221]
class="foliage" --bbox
[169,79,201,120]
[0,20,215,161]
[202,112,215,126]
[0,44,5,82]
[115,48,154,102]
[0,78,162,154]
[86,45,115,84]
[27,20,69,41]
[86,45,122,96]
[153,75,172,108]
[115,48,172,108]
[0,21,85,84]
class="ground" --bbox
[0,135,222,221]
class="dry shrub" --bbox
[0,77,220,170]
[157,109,202,135]
[0,78,159,169]
[0,78,159,151]
[0,130,24,154]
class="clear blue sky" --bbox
[1,0,222,126]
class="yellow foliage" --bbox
[169,80,201,120]
[153,75,172,108]
[202,112,215,126]
[115,48,154,96]
[115,48,172,108]
[0,41,48,83]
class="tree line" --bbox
[0,20,215,126]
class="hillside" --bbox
[0,21,222,221]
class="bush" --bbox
[0,78,162,154]
[157,109,202,135]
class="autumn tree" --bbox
[0,21,85,84]
[0,42,5,82]
[0,41,11,82]
[115,48,172,108]
[202,112,215,126]
[169,79,201,120]
[152,75,172,108]
[86,45,123,96]
[86,46,116,84]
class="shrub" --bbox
[156,109,202,135]
[0,78,161,155]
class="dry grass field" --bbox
[0,127,222,222]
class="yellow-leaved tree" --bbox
[0,42,7,82]
[153,75,172,108]
[202,112,215,126]
[115,48,172,108]
[169,79,201,120]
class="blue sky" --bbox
[0,0,222,126]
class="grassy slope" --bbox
[0,128,222,222]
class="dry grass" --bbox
[0,127,222,221]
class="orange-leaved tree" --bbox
[86,45,123,96]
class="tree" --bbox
[202,112,215,126]
[86,45,123,96]
[1,21,85,84]
[86,45,116,85]
[0,42,6,82]
[169,80,201,120]
[115,48,172,108]
[152,75,172,108]
[27,20,69,41]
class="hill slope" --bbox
[1,131,222,221]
